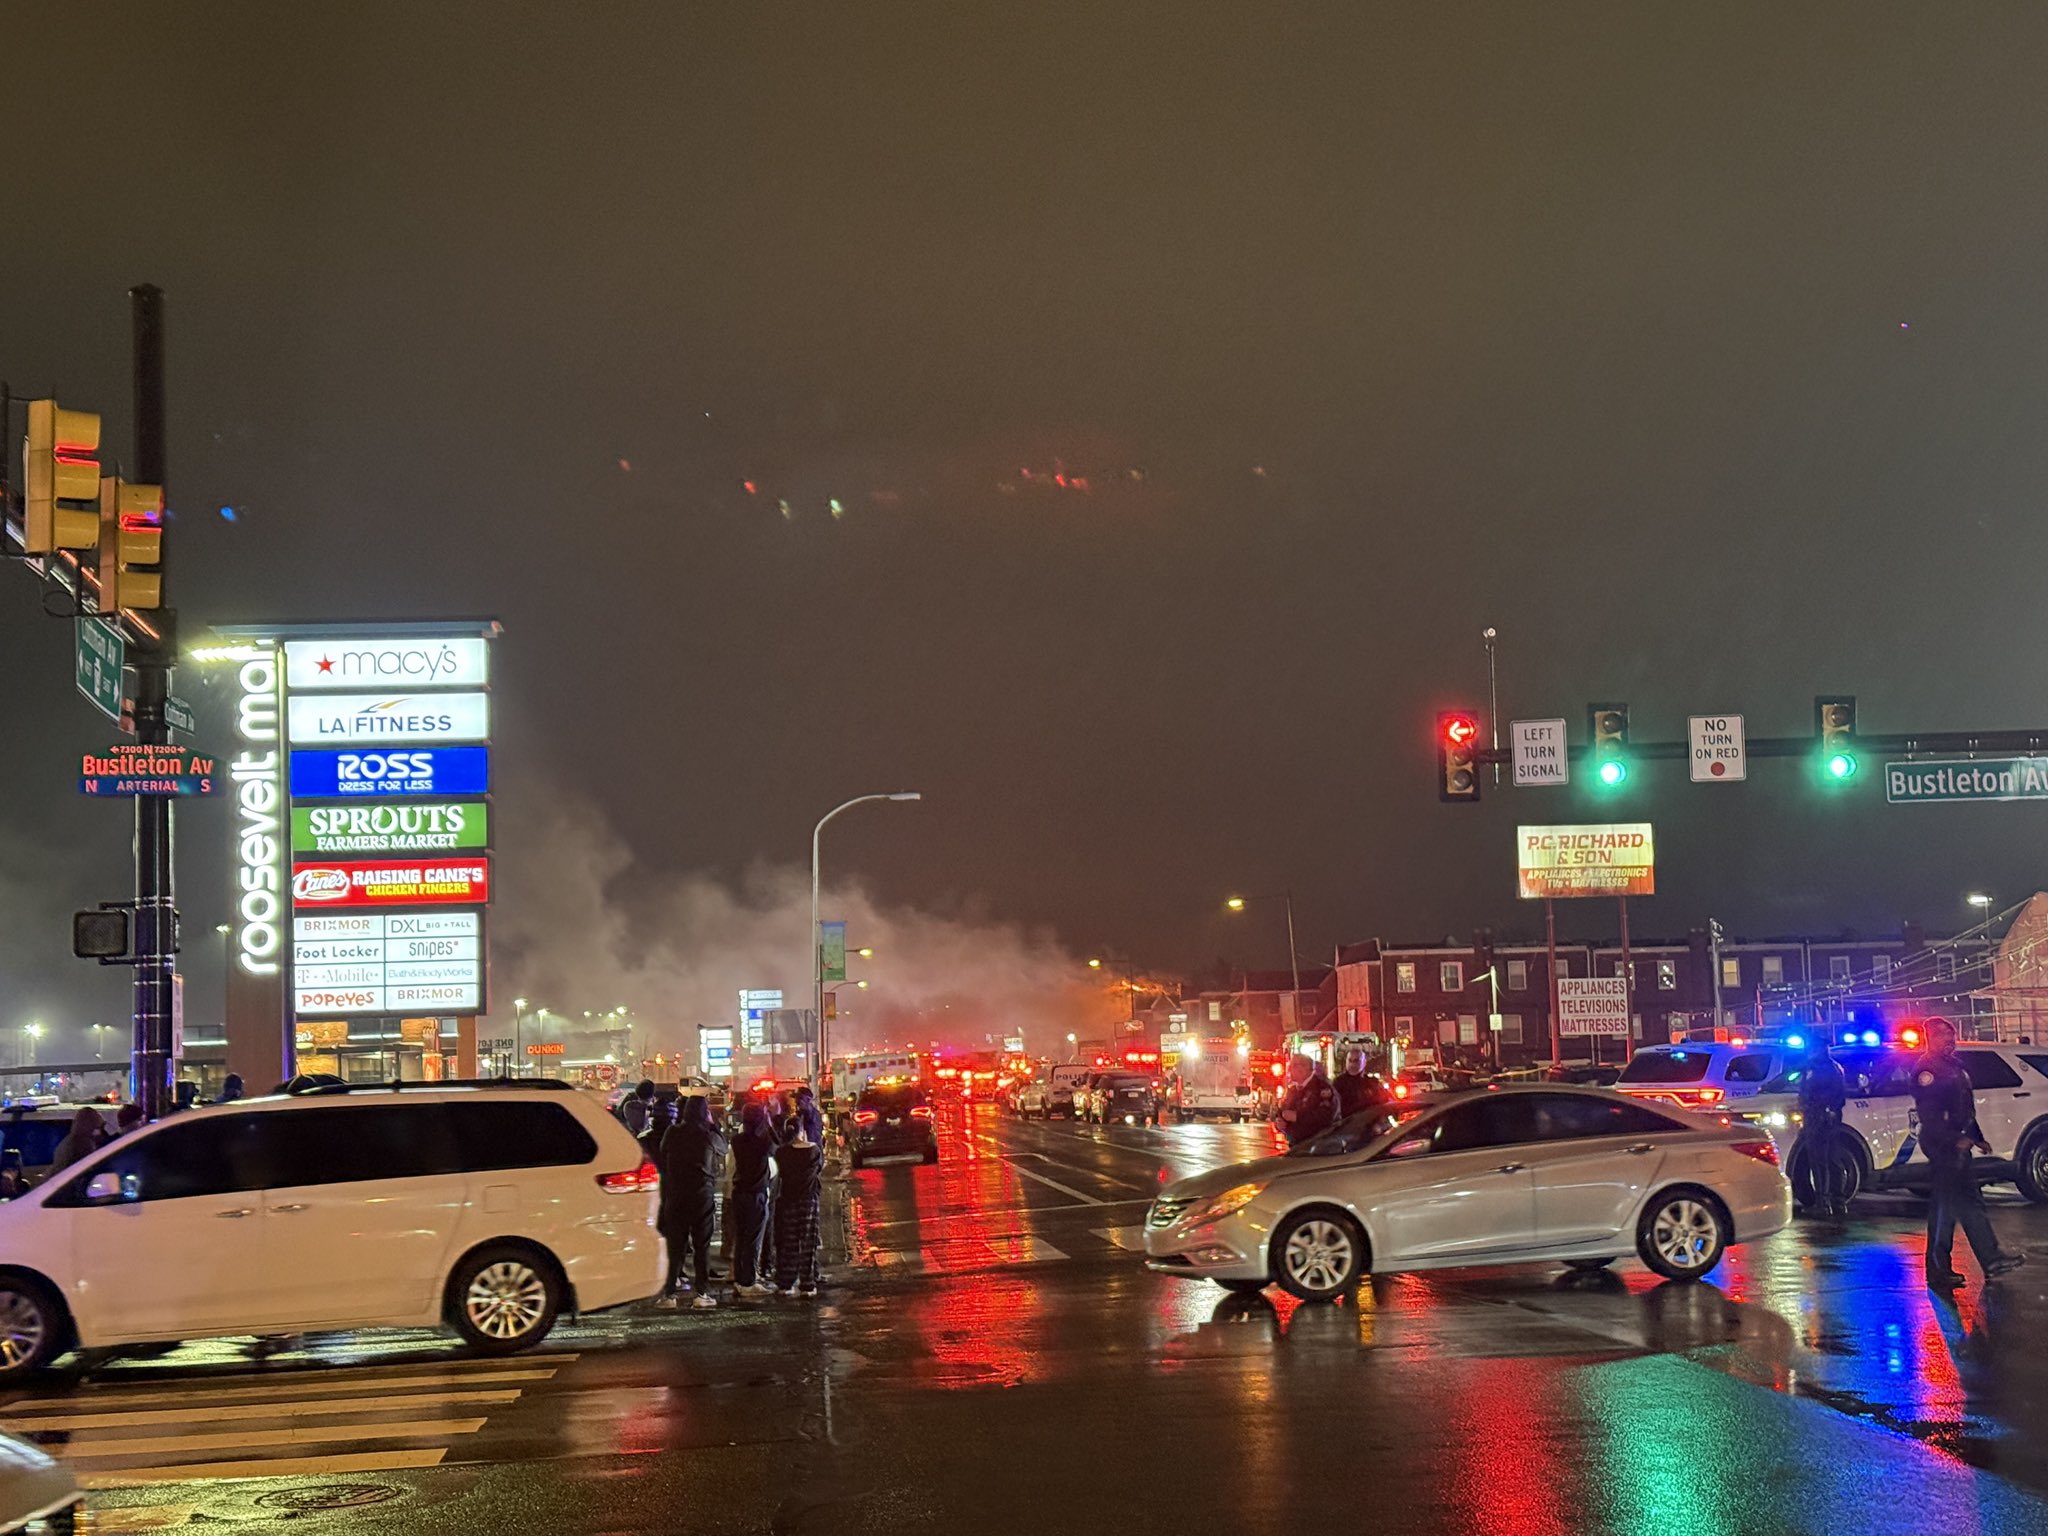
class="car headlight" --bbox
[1193,1182,1266,1224]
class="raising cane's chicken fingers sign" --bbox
[290,858,490,908]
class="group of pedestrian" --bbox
[1788,1017,2025,1289]
[619,1080,828,1310]
[1274,1049,1392,1147]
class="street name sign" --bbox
[1511,719,1569,786]
[1886,758,2048,805]
[74,618,124,724]
[164,695,197,735]
[1558,976,1629,1037]
[80,744,219,797]
[1687,715,1746,782]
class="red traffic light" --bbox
[1443,715,1478,748]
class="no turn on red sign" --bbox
[1688,715,1746,782]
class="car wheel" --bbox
[1636,1188,1728,1282]
[449,1245,561,1355]
[1565,1257,1615,1273]
[1271,1210,1365,1303]
[0,1274,63,1380]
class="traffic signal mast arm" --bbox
[1468,727,2048,768]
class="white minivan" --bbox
[0,1081,664,1380]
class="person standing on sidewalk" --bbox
[656,1096,726,1310]
[772,1115,825,1297]
[729,1101,778,1296]
[1912,1016,2027,1289]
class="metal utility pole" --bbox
[1482,627,1500,786]
[1616,895,1633,1069]
[1545,898,1561,1066]
[129,284,176,1120]
[1708,918,1726,1036]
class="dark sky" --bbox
[7,5,2048,1042]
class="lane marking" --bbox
[1093,1225,1149,1252]
[49,1415,487,1460]
[7,1387,521,1432]
[4,1365,559,1411]
[78,1446,449,1489]
[855,1197,1155,1231]
[996,1159,1104,1205]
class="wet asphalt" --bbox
[18,1101,2048,1534]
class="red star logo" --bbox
[316,656,334,674]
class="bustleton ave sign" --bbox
[1886,757,2048,805]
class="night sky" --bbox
[6,6,2048,1048]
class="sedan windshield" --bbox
[1286,1107,1413,1158]
[1618,1051,1712,1084]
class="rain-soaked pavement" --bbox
[18,1101,2048,1533]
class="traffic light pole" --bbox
[128,285,176,1120]
[1471,727,2048,769]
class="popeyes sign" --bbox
[1516,824,1655,900]
[291,858,491,908]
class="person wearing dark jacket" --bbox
[729,1103,778,1295]
[1791,1043,1851,1216]
[48,1108,108,1176]
[1333,1050,1387,1121]
[1277,1056,1341,1147]
[657,1097,726,1310]
[1912,1017,2026,1288]
[772,1120,825,1296]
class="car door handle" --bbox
[1626,1143,1655,1155]
[215,1207,256,1219]
[1492,1163,1525,1174]
[271,1202,310,1213]
[2016,1093,2032,1100]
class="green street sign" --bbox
[75,618,124,725]
[164,695,197,736]
[292,801,490,855]
[1885,758,2048,805]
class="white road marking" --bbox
[7,1387,521,1431]
[50,1415,488,1461]
[1093,1225,1149,1251]
[79,1446,449,1489]
[4,1363,560,1411]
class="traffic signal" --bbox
[1588,703,1630,786]
[1437,711,1481,802]
[21,399,102,555]
[1816,695,1856,780]
[98,477,164,611]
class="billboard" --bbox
[1516,824,1655,899]
[293,912,485,1016]
[285,637,489,691]
[290,746,490,799]
[287,692,490,745]
[291,858,490,908]
[1558,977,1630,1037]
[293,801,488,855]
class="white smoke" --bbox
[490,788,1106,1062]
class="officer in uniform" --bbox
[1791,1039,1850,1216]
[1911,1016,2026,1289]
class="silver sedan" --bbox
[1143,1084,1791,1301]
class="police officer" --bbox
[1791,1039,1850,1216]
[1277,1055,1341,1147]
[1911,1016,2026,1288]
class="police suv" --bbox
[1734,1041,2048,1203]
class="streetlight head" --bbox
[1088,958,1103,969]
[1226,897,1246,912]
[856,979,870,989]
[888,792,922,802]
[1066,1032,1077,1043]
[857,946,874,958]
[514,997,528,1009]
[1968,893,1994,908]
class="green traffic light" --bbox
[1597,759,1627,787]
[1827,752,1857,780]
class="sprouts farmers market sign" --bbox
[1516,823,1655,900]
[1886,757,2048,805]
[293,801,488,855]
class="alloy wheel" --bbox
[464,1261,548,1341]
[1651,1199,1718,1271]
[0,1289,46,1370]
[1282,1219,1354,1293]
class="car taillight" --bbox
[1697,1088,1724,1104]
[597,1159,659,1193]
[911,1106,933,1119]
[1732,1138,1779,1166]
[853,1110,879,1125]
[1393,1083,1409,1099]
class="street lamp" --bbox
[1225,891,1303,1023]
[857,947,875,959]
[22,1022,43,1069]
[90,1023,110,1059]
[513,997,530,1072]
[812,792,922,1077]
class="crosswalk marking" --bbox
[8,1387,520,1432]
[1,1347,567,1491]
[81,1446,450,1490]
[50,1415,488,1461]
[1093,1225,1148,1251]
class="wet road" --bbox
[18,1100,2048,1533]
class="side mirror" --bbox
[84,1171,138,1204]
[1388,1137,1432,1159]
